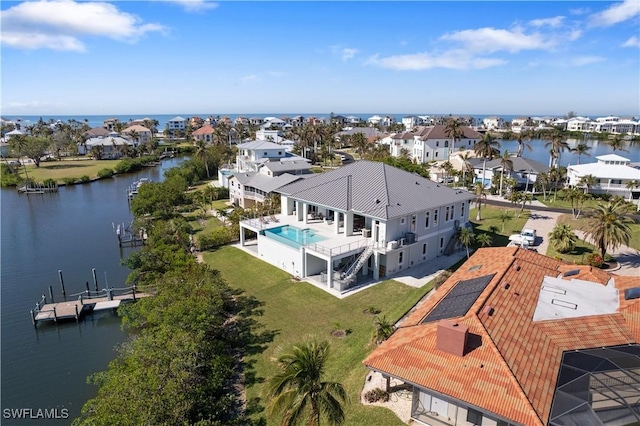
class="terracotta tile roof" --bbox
[192,125,215,135]
[363,247,640,425]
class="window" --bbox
[435,152,439,158]
[444,140,449,147]
[399,252,404,264]
[411,215,416,232]
[440,237,444,248]
[436,141,439,147]
[445,206,450,221]
[401,217,406,225]
[450,205,455,220]
[433,209,438,225]
[423,243,427,254]
[461,202,465,217]
[425,211,430,228]
[466,408,483,425]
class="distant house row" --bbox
[482,115,640,135]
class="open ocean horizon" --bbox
[5,113,552,130]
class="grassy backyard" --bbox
[203,246,436,426]
[469,206,531,246]
[15,158,121,183]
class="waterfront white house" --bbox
[388,125,482,163]
[235,140,305,172]
[567,154,640,206]
[167,116,186,132]
[238,161,474,295]
[121,125,152,145]
[81,134,134,158]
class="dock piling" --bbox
[58,270,66,296]
[49,285,54,303]
[85,281,90,296]
[92,268,98,292]
[132,285,137,301]
[53,306,58,324]
[75,304,79,322]
[30,310,36,326]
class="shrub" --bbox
[43,178,56,186]
[97,168,114,178]
[80,175,91,183]
[364,388,389,403]
[195,227,233,250]
[63,177,76,185]
[433,270,452,289]
[586,253,604,268]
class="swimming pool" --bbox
[264,225,326,249]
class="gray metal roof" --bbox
[237,140,286,150]
[260,159,311,173]
[232,172,305,193]
[468,156,549,173]
[276,160,475,220]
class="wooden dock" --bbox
[30,287,152,326]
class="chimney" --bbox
[436,320,469,357]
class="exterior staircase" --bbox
[340,244,374,283]
[443,230,461,255]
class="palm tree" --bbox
[473,182,487,221]
[626,180,639,201]
[544,128,569,168]
[372,316,394,345]
[458,227,475,258]
[564,186,589,219]
[578,174,598,195]
[267,339,347,426]
[475,232,493,247]
[498,150,514,196]
[350,132,368,157]
[444,118,464,161]
[194,140,212,178]
[581,198,632,259]
[473,133,500,191]
[549,224,578,254]
[571,143,591,164]
[515,130,533,157]
[498,210,512,232]
[605,135,629,154]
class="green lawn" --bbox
[556,214,640,253]
[470,206,531,246]
[203,247,434,426]
[19,158,121,183]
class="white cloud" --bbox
[0,0,165,51]
[240,75,260,83]
[589,0,640,27]
[366,50,506,71]
[169,0,219,13]
[440,27,550,53]
[622,35,640,48]
[529,16,565,28]
[569,56,605,66]
[341,48,358,61]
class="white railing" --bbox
[306,238,369,257]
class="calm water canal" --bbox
[1,158,184,425]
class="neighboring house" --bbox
[84,127,111,139]
[567,154,640,206]
[4,129,25,140]
[256,129,286,143]
[167,116,186,132]
[482,116,505,130]
[410,125,482,163]
[238,160,474,294]
[335,127,386,142]
[82,135,133,158]
[364,247,640,426]
[192,125,215,143]
[236,140,306,172]
[249,117,264,126]
[468,155,550,190]
[121,125,152,146]
[103,118,120,131]
[229,171,304,208]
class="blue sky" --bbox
[1,1,639,116]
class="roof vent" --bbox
[515,265,521,272]
[483,306,495,316]
[375,199,380,204]
[436,320,469,357]
[503,283,511,290]
[563,269,580,277]
[415,181,420,185]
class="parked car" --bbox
[508,228,537,246]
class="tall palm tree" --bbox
[571,142,591,164]
[475,232,493,247]
[544,128,569,168]
[473,133,500,191]
[564,186,588,219]
[267,339,347,426]
[515,130,532,157]
[581,198,632,259]
[498,150,514,196]
[605,135,629,154]
[473,182,487,221]
[458,227,475,258]
[194,140,212,178]
[444,118,464,161]
[498,210,512,232]
[549,224,578,253]
[372,316,394,345]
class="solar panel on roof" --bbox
[421,274,496,323]
[563,269,580,277]
[624,287,640,300]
